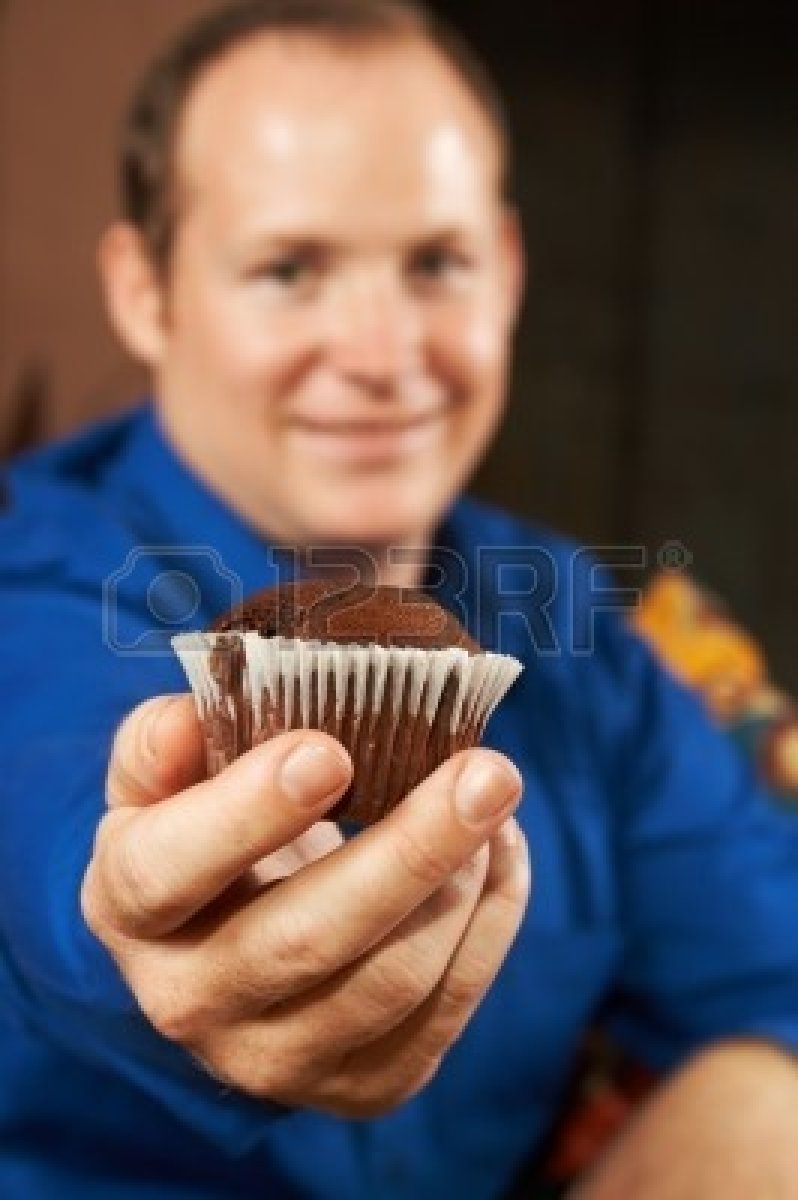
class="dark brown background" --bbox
[1,1,796,683]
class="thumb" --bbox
[106,694,205,810]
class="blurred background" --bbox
[1,0,796,682]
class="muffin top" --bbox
[211,577,480,652]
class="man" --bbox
[1,2,797,1197]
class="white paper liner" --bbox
[172,632,523,823]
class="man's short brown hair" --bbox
[120,0,513,272]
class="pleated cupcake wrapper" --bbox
[172,632,523,824]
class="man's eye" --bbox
[252,257,314,286]
[411,248,471,281]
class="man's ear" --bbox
[97,222,167,366]
[498,205,526,330]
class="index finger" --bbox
[89,730,353,939]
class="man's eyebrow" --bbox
[409,225,476,245]
[237,231,333,252]
[237,224,478,252]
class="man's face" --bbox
[141,35,523,548]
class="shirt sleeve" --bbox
[0,575,289,1156]
[593,611,798,1070]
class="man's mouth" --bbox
[289,412,446,464]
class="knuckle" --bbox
[111,826,169,931]
[219,950,285,1014]
[180,1027,258,1095]
[136,975,209,1045]
[392,824,453,890]
[144,1001,197,1045]
[360,955,431,1024]
[231,1063,272,1102]
[440,966,486,1013]
[240,1046,315,1104]
[216,1048,265,1098]
[185,1038,247,1092]
[266,909,329,988]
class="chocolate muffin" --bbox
[211,577,481,649]
[173,577,522,825]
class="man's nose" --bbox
[325,271,422,388]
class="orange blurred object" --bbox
[631,574,766,721]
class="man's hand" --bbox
[80,695,530,1118]
[571,1041,798,1200]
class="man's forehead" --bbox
[175,32,502,208]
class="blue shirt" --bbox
[2,403,798,1199]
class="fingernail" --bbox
[280,741,351,807]
[455,754,522,828]
[144,697,181,761]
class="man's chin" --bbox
[298,520,425,550]
[294,506,435,553]
[291,480,446,550]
